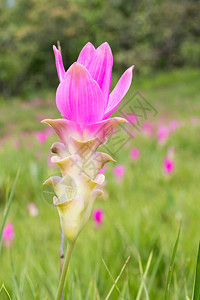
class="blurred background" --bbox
[0,0,200,299]
[0,0,200,97]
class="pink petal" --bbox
[56,63,105,126]
[53,45,65,82]
[104,66,134,119]
[77,42,96,69]
[86,42,113,104]
[86,117,127,143]
[41,118,82,145]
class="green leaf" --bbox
[192,242,200,300]
[164,226,181,300]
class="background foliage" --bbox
[0,0,200,96]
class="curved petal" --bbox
[85,117,128,143]
[103,66,134,119]
[77,42,96,69]
[41,118,82,145]
[53,45,65,82]
[86,42,113,104]
[56,62,105,126]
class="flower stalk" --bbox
[56,241,75,300]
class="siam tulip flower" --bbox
[130,147,140,161]
[42,42,134,150]
[142,121,154,137]
[168,120,180,132]
[42,42,134,299]
[113,165,126,181]
[127,113,138,124]
[28,203,39,217]
[2,223,14,247]
[13,140,21,149]
[163,157,175,175]
[93,208,104,227]
[157,125,169,145]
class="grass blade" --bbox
[192,242,200,300]
[0,169,20,255]
[104,256,130,300]
[0,284,12,300]
[164,226,181,300]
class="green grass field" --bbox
[0,68,200,299]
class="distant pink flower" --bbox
[130,147,140,161]
[142,122,154,137]
[113,165,126,181]
[168,120,179,132]
[190,117,199,126]
[28,203,39,217]
[2,223,14,247]
[36,130,48,144]
[93,209,104,227]
[157,125,169,145]
[127,114,138,124]
[13,140,21,149]
[163,157,175,174]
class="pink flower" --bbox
[127,114,138,124]
[163,157,175,174]
[157,125,169,145]
[2,223,14,247]
[168,120,180,132]
[13,140,21,149]
[36,130,48,144]
[43,43,134,147]
[142,122,154,137]
[113,165,126,181]
[28,203,39,217]
[130,147,140,161]
[93,209,104,227]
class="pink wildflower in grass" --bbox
[168,120,180,132]
[130,147,140,161]
[190,117,199,126]
[2,223,14,247]
[93,209,104,227]
[13,140,21,149]
[28,203,39,217]
[127,113,138,124]
[142,121,154,137]
[157,125,169,145]
[36,130,48,144]
[163,157,175,175]
[113,165,126,181]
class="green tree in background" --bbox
[0,0,200,96]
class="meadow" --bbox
[0,68,200,299]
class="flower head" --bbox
[28,203,39,217]
[93,209,104,227]
[130,147,140,161]
[113,165,126,181]
[163,157,175,174]
[2,223,14,247]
